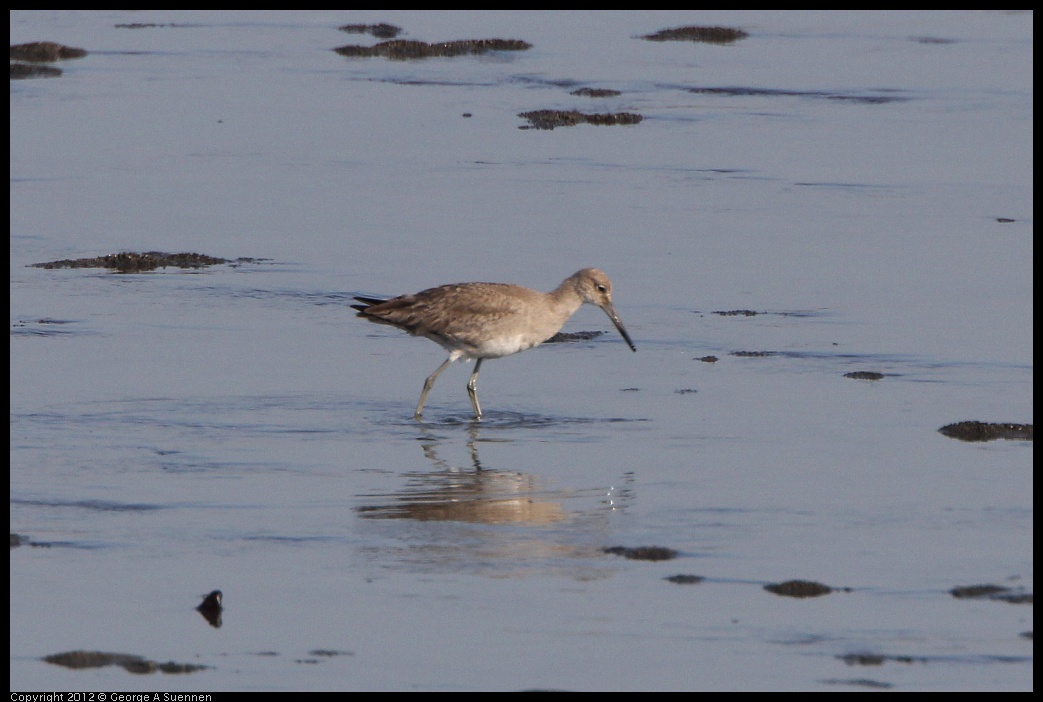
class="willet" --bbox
[352,268,636,419]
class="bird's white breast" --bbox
[473,333,541,359]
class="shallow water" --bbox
[10,10,1032,691]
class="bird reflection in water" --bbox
[354,426,636,577]
[355,427,568,526]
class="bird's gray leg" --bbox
[415,357,454,419]
[466,358,484,420]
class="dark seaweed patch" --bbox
[911,36,959,44]
[690,86,909,104]
[546,330,605,343]
[765,579,841,598]
[664,574,704,584]
[31,252,231,273]
[518,110,642,130]
[334,38,530,60]
[844,371,885,380]
[338,23,402,39]
[838,653,928,666]
[114,23,180,29]
[10,62,62,79]
[821,678,893,689]
[309,649,355,657]
[939,422,1032,442]
[643,26,749,45]
[10,41,87,62]
[570,87,622,98]
[604,545,679,561]
[44,650,208,674]
[951,584,1032,604]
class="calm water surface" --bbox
[11,10,1032,691]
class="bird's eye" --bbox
[596,285,607,292]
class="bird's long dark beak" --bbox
[603,303,636,352]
